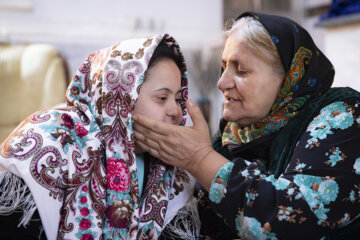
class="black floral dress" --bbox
[198,99,360,239]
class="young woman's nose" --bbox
[166,100,182,122]
[217,69,235,91]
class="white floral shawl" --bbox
[0,34,196,240]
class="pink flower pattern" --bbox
[107,157,130,192]
[80,234,94,240]
[80,196,87,204]
[61,113,74,129]
[79,218,91,230]
[75,121,88,138]
[80,207,90,217]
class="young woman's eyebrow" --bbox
[155,88,182,94]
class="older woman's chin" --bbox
[222,109,238,122]
[222,111,255,126]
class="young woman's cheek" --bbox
[152,104,167,122]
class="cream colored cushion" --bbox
[0,43,67,142]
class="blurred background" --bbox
[0,0,359,141]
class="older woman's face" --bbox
[217,31,284,126]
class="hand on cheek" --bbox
[133,99,230,190]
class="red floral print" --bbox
[80,234,94,240]
[75,121,88,137]
[80,196,87,204]
[79,218,91,230]
[70,86,80,96]
[61,113,74,129]
[80,207,90,217]
[107,157,130,192]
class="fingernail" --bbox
[188,99,194,107]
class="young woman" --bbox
[0,34,198,240]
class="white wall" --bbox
[5,0,358,134]
[303,0,360,91]
[0,0,223,76]
[0,0,224,132]
[325,24,360,91]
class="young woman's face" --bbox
[217,31,284,126]
[134,58,183,127]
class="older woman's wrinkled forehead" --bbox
[225,16,285,76]
[236,11,334,98]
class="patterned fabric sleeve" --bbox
[205,99,360,239]
[209,162,234,204]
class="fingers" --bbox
[135,139,160,158]
[132,114,173,136]
[134,130,178,166]
[133,130,158,149]
[133,119,170,150]
[133,116,162,142]
[186,99,208,130]
[134,130,161,159]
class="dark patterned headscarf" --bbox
[222,11,335,146]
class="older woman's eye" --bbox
[236,66,248,75]
[236,70,247,75]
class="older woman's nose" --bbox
[217,70,234,91]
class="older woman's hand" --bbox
[133,99,229,190]
[133,99,212,171]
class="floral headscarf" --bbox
[222,12,334,146]
[0,34,195,240]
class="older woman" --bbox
[133,12,360,239]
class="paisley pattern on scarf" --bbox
[0,33,194,240]
[222,46,313,145]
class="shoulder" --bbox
[286,97,360,178]
[308,98,360,131]
[304,97,360,149]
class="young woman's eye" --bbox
[158,96,167,101]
